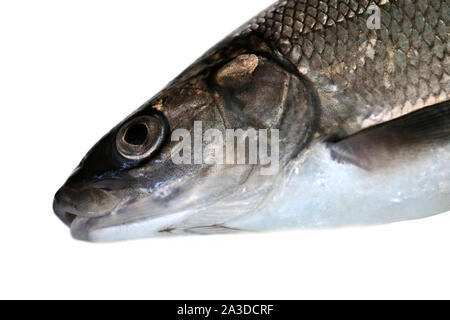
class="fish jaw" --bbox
[69,211,192,242]
[61,163,273,242]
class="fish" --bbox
[53,0,450,242]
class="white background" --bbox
[1,0,449,300]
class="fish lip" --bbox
[67,207,159,242]
[53,193,75,227]
[66,192,209,242]
[53,186,116,229]
[68,213,142,242]
[70,217,95,242]
[68,209,194,242]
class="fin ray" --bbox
[328,101,450,170]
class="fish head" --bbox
[54,42,316,242]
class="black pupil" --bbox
[124,123,148,146]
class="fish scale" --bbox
[237,0,449,135]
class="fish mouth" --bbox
[53,192,77,227]
[62,211,78,226]
[53,165,268,242]
[53,199,86,241]
[69,216,106,242]
[53,186,188,242]
[53,199,111,242]
[53,186,117,240]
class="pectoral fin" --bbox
[328,101,450,170]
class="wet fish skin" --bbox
[53,0,449,242]
[237,0,449,135]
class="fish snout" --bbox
[53,186,116,227]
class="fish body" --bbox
[54,0,450,242]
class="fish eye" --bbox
[125,123,148,146]
[116,114,166,161]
